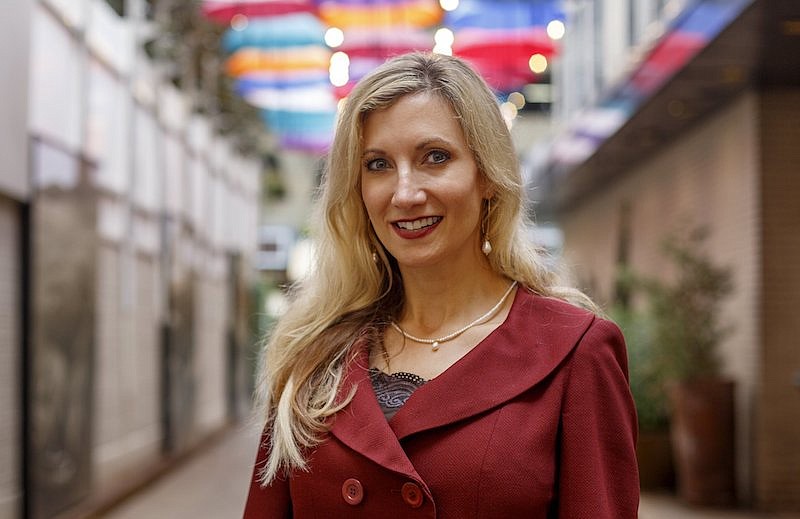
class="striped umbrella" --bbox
[202,0,317,24]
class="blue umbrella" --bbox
[222,12,327,53]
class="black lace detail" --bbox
[369,368,427,421]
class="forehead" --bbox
[361,93,466,148]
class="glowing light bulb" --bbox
[547,20,565,40]
[500,102,517,130]
[529,54,548,74]
[330,51,350,87]
[433,45,453,55]
[325,27,344,48]
[435,28,455,47]
[231,14,248,31]
[330,51,349,68]
[508,92,526,110]
[500,101,518,120]
[433,28,454,55]
[440,0,459,11]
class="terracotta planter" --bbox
[637,429,675,491]
[668,378,736,507]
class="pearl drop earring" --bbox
[482,198,492,256]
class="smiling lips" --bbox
[395,216,442,231]
[392,216,442,239]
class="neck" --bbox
[397,268,512,335]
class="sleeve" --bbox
[556,317,640,518]
[243,427,292,519]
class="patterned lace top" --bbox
[369,368,428,421]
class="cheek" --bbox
[360,179,383,223]
[448,182,484,216]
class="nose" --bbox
[391,168,426,208]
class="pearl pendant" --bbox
[432,341,440,351]
[482,239,492,255]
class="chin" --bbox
[392,253,440,270]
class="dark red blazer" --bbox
[244,289,640,518]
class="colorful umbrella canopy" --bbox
[262,109,336,153]
[336,27,433,58]
[222,12,327,52]
[202,0,316,24]
[317,0,442,28]
[235,69,331,92]
[244,84,337,111]
[445,0,563,94]
[225,46,332,76]
[202,0,568,152]
[445,0,562,30]
[318,0,441,99]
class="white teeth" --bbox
[396,217,440,230]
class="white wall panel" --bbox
[134,107,160,212]
[86,59,131,194]
[28,5,83,152]
[0,0,33,200]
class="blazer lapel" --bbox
[389,289,596,441]
[328,345,422,479]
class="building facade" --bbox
[0,1,262,518]
[540,0,800,511]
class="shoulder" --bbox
[486,288,616,380]
[514,289,629,380]
[512,287,598,335]
[514,287,624,340]
[507,287,627,370]
[520,288,594,318]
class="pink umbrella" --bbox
[202,0,316,24]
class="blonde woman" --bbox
[244,52,639,518]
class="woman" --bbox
[244,52,639,518]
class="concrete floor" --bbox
[102,423,259,519]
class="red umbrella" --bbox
[453,28,555,58]
[202,1,316,24]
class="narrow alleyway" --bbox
[102,423,260,519]
[100,422,799,519]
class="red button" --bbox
[401,482,424,508]
[342,478,364,505]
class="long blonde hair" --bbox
[256,52,592,483]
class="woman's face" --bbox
[360,92,488,272]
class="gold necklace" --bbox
[390,281,517,351]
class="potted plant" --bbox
[610,300,674,491]
[639,227,736,507]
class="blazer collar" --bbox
[389,289,595,439]
[328,289,595,470]
[328,346,423,479]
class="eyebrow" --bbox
[361,137,455,158]
[416,137,454,150]
[361,148,384,157]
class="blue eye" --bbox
[427,150,450,164]
[365,158,390,171]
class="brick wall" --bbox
[0,196,21,519]
[558,92,761,504]
[756,88,800,511]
